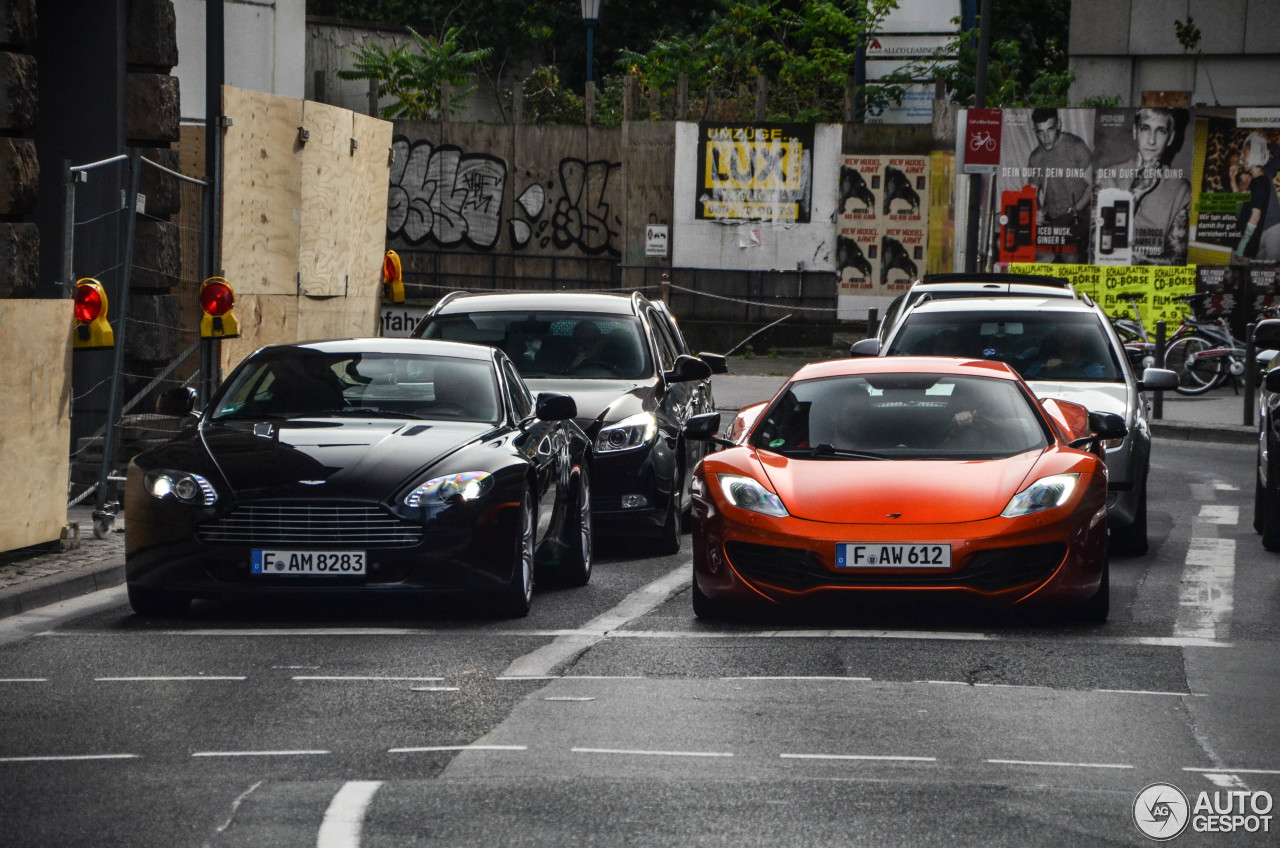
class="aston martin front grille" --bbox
[197,503,422,546]
[725,541,1066,593]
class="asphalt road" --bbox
[1,439,1277,847]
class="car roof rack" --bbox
[431,290,472,313]
[919,272,1072,288]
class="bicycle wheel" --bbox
[1163,335,1224,395]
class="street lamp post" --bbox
[581,0,602,85]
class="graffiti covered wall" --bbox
[386,123,629,268]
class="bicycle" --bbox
[1161,293,1253,396]
[1109,292,1157,371]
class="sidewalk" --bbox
[0,351,1259,621]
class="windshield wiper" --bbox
[770,443,887,460]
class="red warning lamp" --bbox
[382,250,404,303]
[72,278,113,348]
[199,276,240,338]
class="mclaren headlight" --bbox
[404,471,494,507]
[1002,473,1078,517]
[144,470,218,506]
[717,473,789,517]
[596,412,658,453]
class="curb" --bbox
[1151,421,1257,445]
[0,559,125,621]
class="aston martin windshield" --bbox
[749,373,1049,459]
[211,351,501,424]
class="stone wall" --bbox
[0,0,38,298]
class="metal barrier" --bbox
[63,150,211,537]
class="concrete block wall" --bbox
[0,0,38,298]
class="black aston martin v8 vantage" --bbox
[124,338,593,618]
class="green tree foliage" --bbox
[337,26,491,119]
[883,0,1081,108]
[621,0,897,122]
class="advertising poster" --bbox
[695,123,815,223]
[997,187,1037,264]
[1009,263,1196,334]
[1093,108,1193,266]
[1192,113,1280,265]
[837,154,930,315]
[997,108,1095,264]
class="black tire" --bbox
[558,466,593,587]
[1262,458,1280,553]
[691,573,730,620]
[1077,555,1110,622]
[1164,335,1223,395]
[493,490,535,617]
[127,584,191,618]
[1255,470,1266,535]
[651,486,682,556]
[1110,482,1149,556]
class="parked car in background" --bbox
[125,339,592,618]
[853,295,1180,555]
[684,356,1123,621]
[873,272,1079,345]
[413,291,724,554]
[1251,319,1280,550]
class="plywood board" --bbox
[346,110,393,304]
[221,86,303,296]
[0,300,73,552]
[218,293,299,374]
[298,292,380,341]
[299,101,354,297]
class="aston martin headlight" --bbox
[404,471,494,507]
[717,473,789,517]
[1001,473,1078,517]
[596,412,658,453]
[144,470,218,506]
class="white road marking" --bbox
[1174,538,1236,641]
[781,753,935,763]
[1184,767,1280,775]
[1197,504,1239,525]
[610,629,995,641]
[1094,688,1203,697]
[0,753,138,763]
[501,565,690,678]
[410,687,459,692]
[317,780,383,848]
[987,759,1133,770]
[95,676,245,682]
[212,781,262,835]
[544,696,596,701]
[293,676,443,682]
[572,747,733,758]
[1203,773,1248,788]
[191,750,329,758]
[721,676,872,682]
[388,745,526,754]
[1213,483,1240,492]
[0,678,47,683]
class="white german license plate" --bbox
[836,543,950,569]
[251,549,367,575]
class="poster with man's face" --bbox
[1093,108,1193,266]
[996,108,1095,264]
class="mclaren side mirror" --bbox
[683,411,734,448]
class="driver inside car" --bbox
[1024,328,1105,379]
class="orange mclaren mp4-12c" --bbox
[684,357,1126,621]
